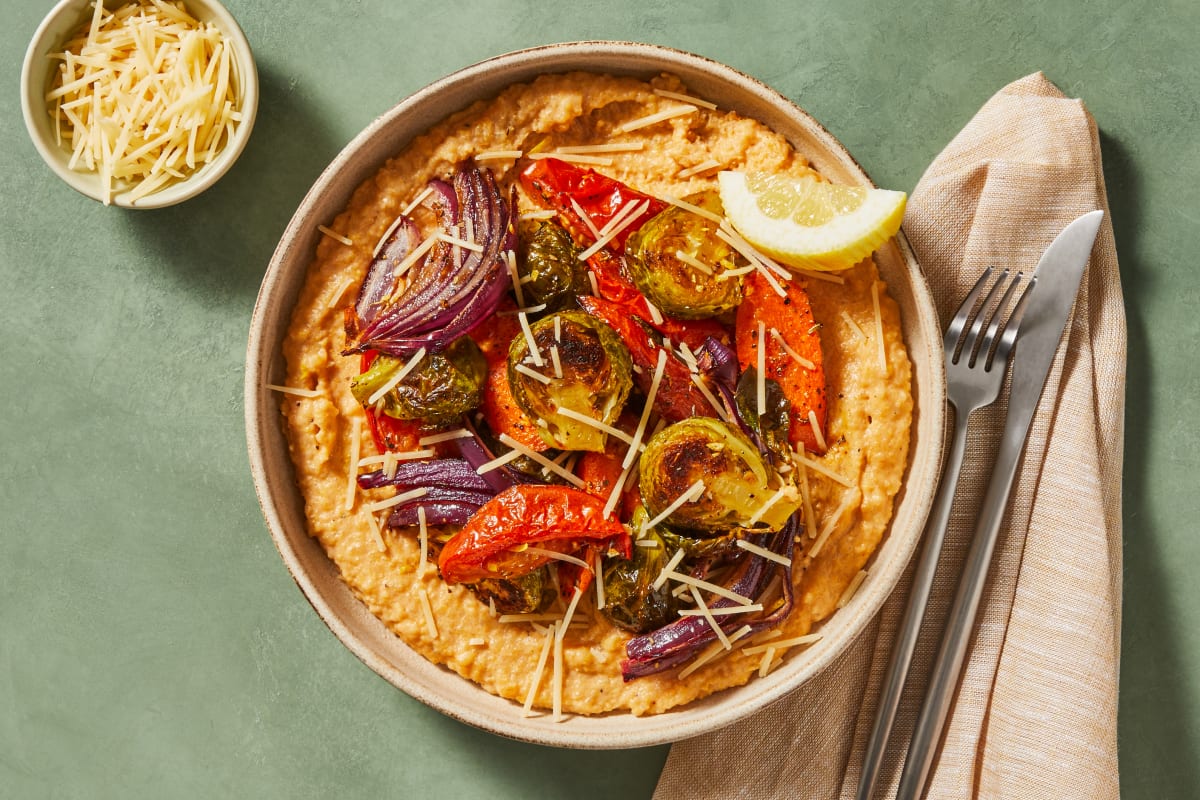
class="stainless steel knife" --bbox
[895,209,1105,800]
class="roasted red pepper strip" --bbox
[586,249,731,352]
[579,295,717,423]
[439,485,629,589]
[735,272,828,453]
[359,351,422,453]
[520,158,666,249]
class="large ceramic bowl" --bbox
[245,42,945,749]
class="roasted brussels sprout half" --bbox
[601,512,678,633]
[350,336,486,425]
[507,310,633,452]
[467,567,554,615]
[735,367,793,462]
[624,190,743,319]
[518,221,591,310]
[638,417,799,533]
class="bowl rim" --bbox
[245,40,945,749]
[20,0,260,210]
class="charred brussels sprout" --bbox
[507,310,633,452]
[735,367,793,462]
[601,511,678,633]
[468,567,553,615]
[518,221,591,310]
[624,191,743,319]
[350,336,486,425]
[638,417,799,533]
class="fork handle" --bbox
[895,415,1027,799]
[854,406,970,800]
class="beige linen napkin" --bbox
[654,72,1125,800]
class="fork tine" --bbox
[975,273,1023,367]
[945,267,994,356]
[958,269,1011,366]
[987,274,1038,370]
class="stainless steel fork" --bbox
[854,267,1036,800]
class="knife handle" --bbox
[895,417,1029,800]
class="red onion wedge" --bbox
[345,165,516,356]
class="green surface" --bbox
[2,0,1196,797]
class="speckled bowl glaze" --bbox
[21,0,258,209]
[245,41,945,749]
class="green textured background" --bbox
[3,1,1196,797]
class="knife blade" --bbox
[895,209,1104,800]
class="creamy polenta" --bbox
[279,72,912,716]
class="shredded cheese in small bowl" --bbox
[21,0,258,208]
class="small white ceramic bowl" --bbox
[20,0,259,209]
[245,42,945,749]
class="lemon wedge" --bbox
[717,171,907,271]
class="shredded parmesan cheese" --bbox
[552,624,565,721]
[837,569,869,609]
[514,362,552,385]
[736,536,792,566]
[555,142,646,154]
[524,547,593,572]
[617,104,698,133]
[555,406,635,446]
[769,327,816,370]
[594,550,606,610]
[475,448,523,475]
[366,347,427,405]
[674,249,715,275]
[657,193,725,224]
[676,159,723,179]
[474,149,523,161]
[652,548,687,591]
[665,571,755,606]
[793,452,854,487]
[417,428,471,446]
[677,625,752,679]
[642,480,706,534]
[365,486,429,514]
[436,231,484,252]
[689,587,731,649]
[577,199,649,261]
[808,410,828,452]
[529,151,613,167]
[517,311,544,367]
[810,490,858,558]
[45,0,245,204]
[741,633,821,656]
[872,281,888,374]
[522,622,555,716]
[549,345,563,379]
[497,434,585,488]
[265,383,320,398]
[623,349,667,469]
[652,88,717,110]
[318,225,353,246]
[416,586,439,639]
[840,310,867,341]
[356,449,435,468]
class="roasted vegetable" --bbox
[624,191,743,318]
[734,367,793,462]
[345,165,516,357]
[438,485,629,595]
[735,270,827,453]
[601,514,677,634]
[468,568,554,615]
[351,336,487,425]
[519,157,665,250]
[577,295,717,423]
[507,310,633,452]
[621,514,799,681]
[638,417,799,533]
[519,221,590,310]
